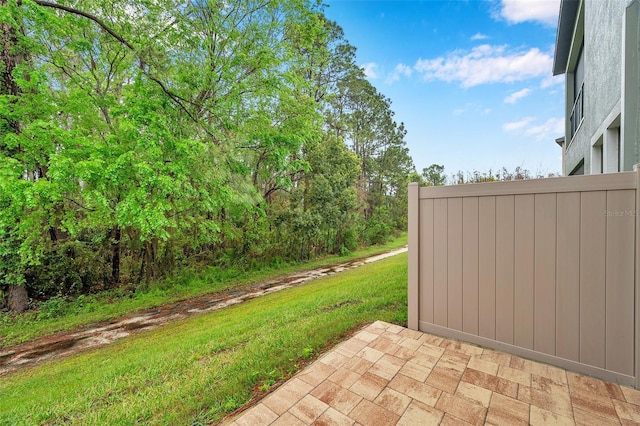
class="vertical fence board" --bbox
[534,193,557,355]
[478,196,496,339]
[419,199,435,324]
[605,190,635,375]
[556,192,581,362]
[463,197,479,334]
[580,191,607,368]
[433,198,448,327]
[407,183,420,330]
[448,198,463,331]
[635,167,640,389]
[515,195,535,350]
[495,195,515,344]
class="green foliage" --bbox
[24,240,109,300]
[0,0,417,310]
[451,166,560,185]
[422,164,446,186]
[302,346,314,359]
[37,296,68,320]
[364,206,394,245]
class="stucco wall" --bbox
[623,0,639,170]
[565,0,625,174]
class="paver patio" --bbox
[225,321,640,425]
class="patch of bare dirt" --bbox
[0,247,407,376]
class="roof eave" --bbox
[553,0,580,76]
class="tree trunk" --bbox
[138,244,147,284]
[0,1,21,93]
[0,0,23,141]
[144,241,152,284]
[2,1,28,313]
[7,285,28,312]
[110,226,121,286]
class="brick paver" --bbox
[226,321,640,425]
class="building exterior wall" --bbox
[564,0,626,174]
[624,0,640,170]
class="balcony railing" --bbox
[570,82,584,140]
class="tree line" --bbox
[419,164,559,186]
[0,0,416,312]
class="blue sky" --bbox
[323,0,564,178]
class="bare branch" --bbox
[34,0,219,143]
[64,196,96,212]
[33,0,135,50]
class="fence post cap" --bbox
[409,182,419,186]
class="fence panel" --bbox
[408,171,640,387]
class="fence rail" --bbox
[408,169,640,388]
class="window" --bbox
[592,115,620,174]
[570,44,584,139]
[617,127,621,172]
[592,138,603,174]
[605,122,621,173]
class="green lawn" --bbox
[0,234,407,349]
[0,253,408,425]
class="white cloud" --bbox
[540,73,563,88]
[471,33,489,41]
[524,117,564,139]
[414,44,553,88]
[503,116,564,140]
[361,62,379,79]
[452,103,492,117]
[396,63,413,77]
[503,117,534,132]
[498,0,560,26]
[504,88,532,104]
[386,63,413,84]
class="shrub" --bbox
[24,240,109,300]
[364,206,394,245]
[38,296,69,320]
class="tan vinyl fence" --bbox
[407,170,640,388]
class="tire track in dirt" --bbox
[0,247,407,376]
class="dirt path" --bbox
[0,247,407,376]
